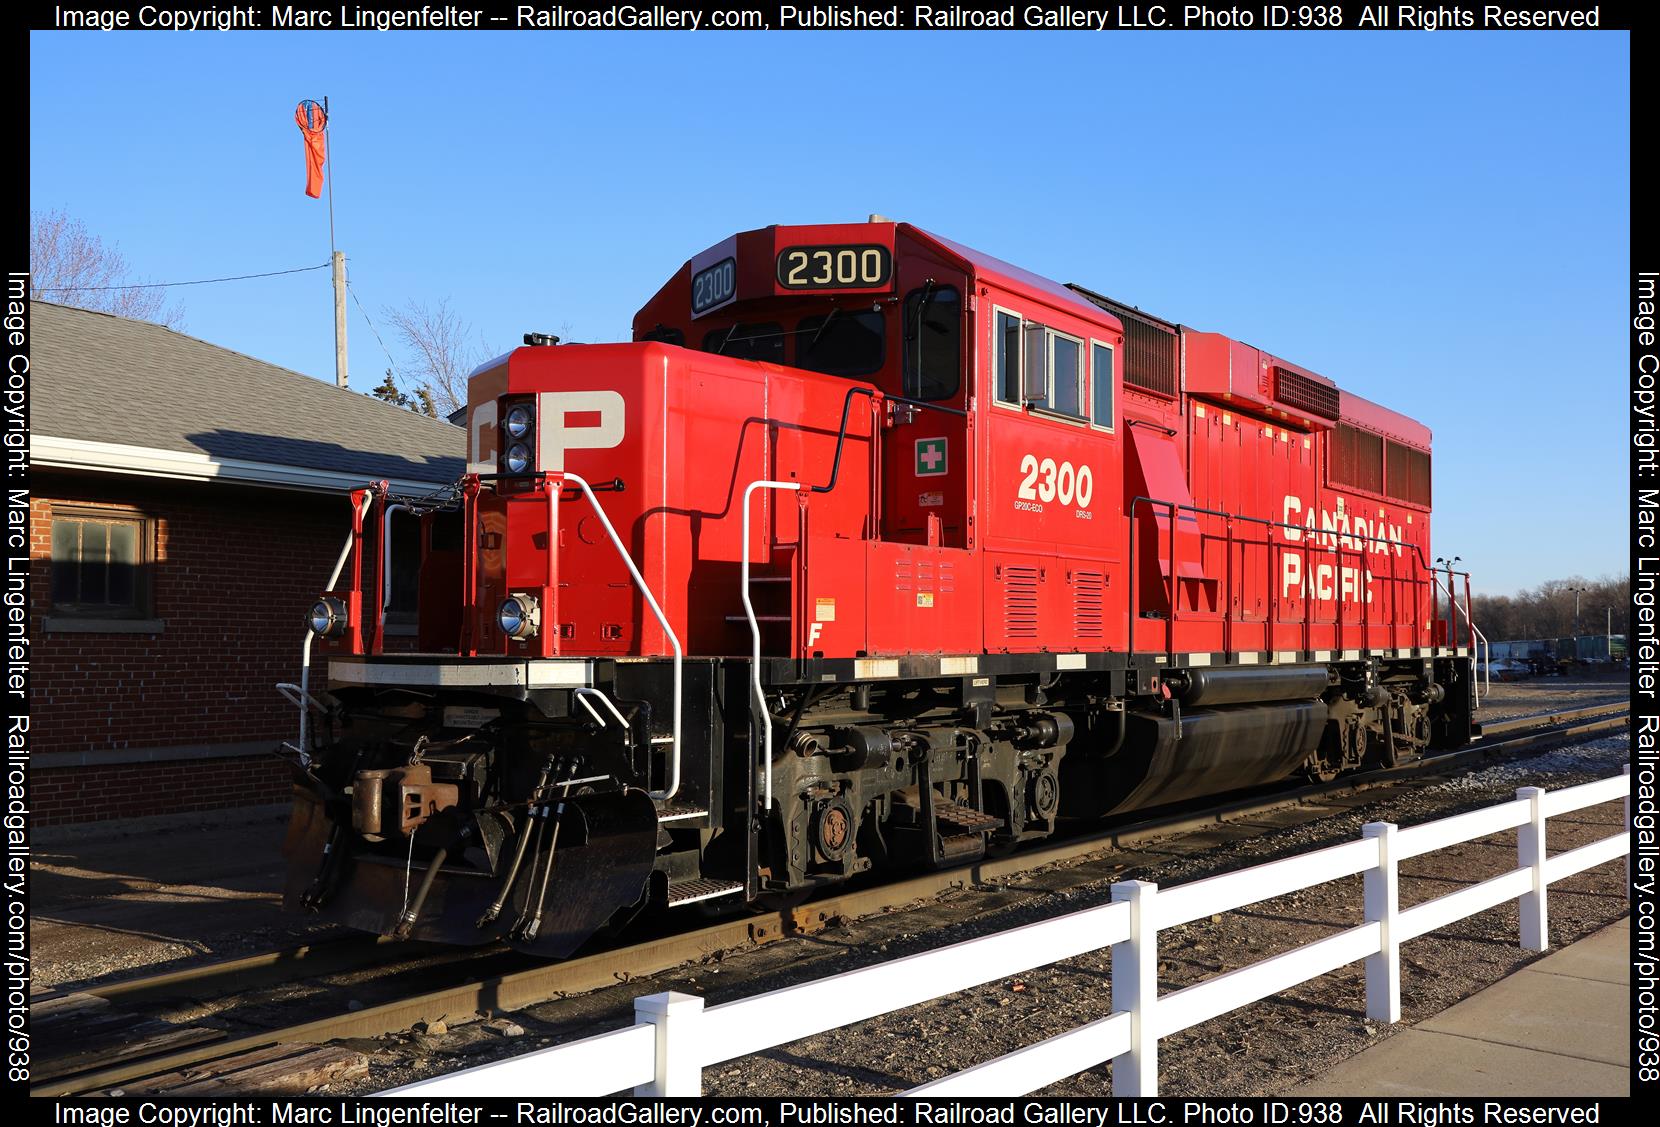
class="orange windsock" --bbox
[295,100,328,199]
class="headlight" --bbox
[498,594,540,640]
[504,404,533,440]
[505,442,532,474]
[308,596,347,638]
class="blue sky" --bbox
[29,31,1629,595]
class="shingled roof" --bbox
[30,301,467,492]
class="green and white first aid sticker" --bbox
[915,437,948,477]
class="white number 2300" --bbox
[1018,455,1093,507]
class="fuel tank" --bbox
[1059,700,1327,817]
[1171,665,1330,707]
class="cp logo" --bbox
[536,390,626,471]
[467,390,627,473]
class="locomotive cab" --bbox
[281,219,1480,958]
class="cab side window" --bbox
[1091,342,1116,429]
[995,310,1023,405]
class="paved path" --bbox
[1286,917,1630,1096]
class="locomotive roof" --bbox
[31,301,467,491]
[909,226,1125,328]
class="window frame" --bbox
[47,503,156,621]
[900,284,963,401]
[1089,338,1117,433]
[1040,327,1088,424]
[991,304,1026,412]
[989,305,1089,428]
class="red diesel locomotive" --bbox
[284,220,1480,957]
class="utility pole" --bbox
[333,249,348,388]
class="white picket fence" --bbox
[382,767,1631,1098]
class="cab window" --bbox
[796,309,885,378]
[703,323,785,364]
[902,285,960,400]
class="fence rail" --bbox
[383,767,1630,1099]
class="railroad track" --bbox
[30,699,1629,1097]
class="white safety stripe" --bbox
[940,656,980,675]
[331,659,594,688]
[1055,654,1087,670]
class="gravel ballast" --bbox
[345,728,1630,1098]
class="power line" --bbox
[346,280,400,378]
[33,262,330,293]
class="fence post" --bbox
[1627,765,1633,897]
[633,991,706,1096]
[1517,787,1548,951]
[1110,880,1159,1097]
[1361,822,1400,1023]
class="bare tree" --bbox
[30,209,183,327]
[383,299,491,417]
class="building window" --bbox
[50,507,153,618]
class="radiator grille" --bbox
[1329,424,1384,495]
[1004,566,1039,639]
[1074,570,1105,639]
[1385,441,1432,507]
[1065,285,1178,397]
[1275,367,1340,420]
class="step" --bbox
[667,878,746,907]
[656,806,707,823]
[933,804,1004,835]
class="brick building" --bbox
[29,302,466,825]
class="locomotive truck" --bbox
[283,220,1479,957]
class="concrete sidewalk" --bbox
[1286,917,1630,1097]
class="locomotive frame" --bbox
[282,220,1481,957]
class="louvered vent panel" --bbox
[1004,566,1039,639]
[1065,285,1179,397]
[1074,570,1105,639]
[1275,367,1340,420]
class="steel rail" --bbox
[32,707,1628,1097]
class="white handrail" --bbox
[293,491,372,764]
[390,765,1630,1098]
[741,480,801,818]
[561,472,684,802]
[379,502,409,629]
[1434,573,1489,707]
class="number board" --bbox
[776,245,893,291]
[691,256,737,316]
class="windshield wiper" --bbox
[804,307,840,355]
